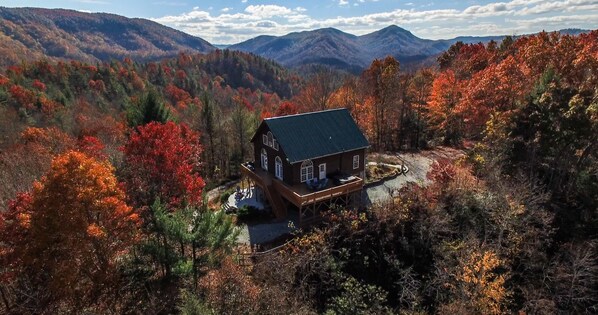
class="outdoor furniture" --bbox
[305,178,318,191]
[334,174,357,185]
[316,178,329,190]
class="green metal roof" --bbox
[257,108,369,164]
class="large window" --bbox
[261,148,268,171]
[275,156,283,180]
[300,160,314,182]
[353,155,359,169]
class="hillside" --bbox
[0,7,215,67]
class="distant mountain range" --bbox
[0,7,590,72]
[0,7,215,67]
[229,26,590,72]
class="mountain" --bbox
[0,7,215,67]
[228,25,454,72]
[229,25,591,72]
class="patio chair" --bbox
[316,178,329,190]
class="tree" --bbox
[0,151,139,312]
[458,56,529,137]
[548,242,598,313]
[122,121,205,209]
[508,69,598,238]
[201,92,217,178]
[200,258,261,314]
[293,69,340,112]
[427,70,464,145]
[128,89,172,127]
[406,68,434,148]
[437,246,510,315]
[274,101,299,117]
[362,56,402,150]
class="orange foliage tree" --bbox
[0,151,139,310]
[427,70,464,145]
[458,55,530,136]
[439,247,509,315]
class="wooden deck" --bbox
[241,164,364,209]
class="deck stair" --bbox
[240,164,287,219]
[264,184,287,219]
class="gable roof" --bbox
[253,108,369,164]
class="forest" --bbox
[0,30,596,314]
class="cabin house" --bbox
[240,108,369,225]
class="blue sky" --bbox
[3,1,598,44]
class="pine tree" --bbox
[128,89,172,127]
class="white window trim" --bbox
[267,131,274,147]
[261,148,268,171]
[262,134,268,145]
[353,155,359,170]
[273,139,279,151]
[275,156,283,180]
[300,160,314,183]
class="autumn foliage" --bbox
[0,30,596,314]
[0,151,138,309]
[122,121,205,209]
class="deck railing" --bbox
[272,176,363,207]
[241,163,364,208]
[240,164,269,188]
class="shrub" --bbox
[219,188,234,204]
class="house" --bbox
[240,108,369,225]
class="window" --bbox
[261,148,268,171]
[267,131,274,147]
[353,155,359,169]
[300,160,314,182]
[275,156,283,180]
[264,131,279,150]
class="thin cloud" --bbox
[152,1,598,44]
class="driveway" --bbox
[364,147,465,205]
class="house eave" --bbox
[288,145,370,165]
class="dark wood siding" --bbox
[288,148,366,185]
[251,124,291,183]
[251,122,367,186]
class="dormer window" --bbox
[267,131,274,147]
[263,131,279,150]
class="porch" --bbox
[240,163,364,226]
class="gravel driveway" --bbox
[364,147,465,205]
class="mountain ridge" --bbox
[229,25,591,72]
[0,6,215,67]
[0,7,591,73]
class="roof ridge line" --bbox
[264,108,346,120]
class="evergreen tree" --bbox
[128,89,172,127]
